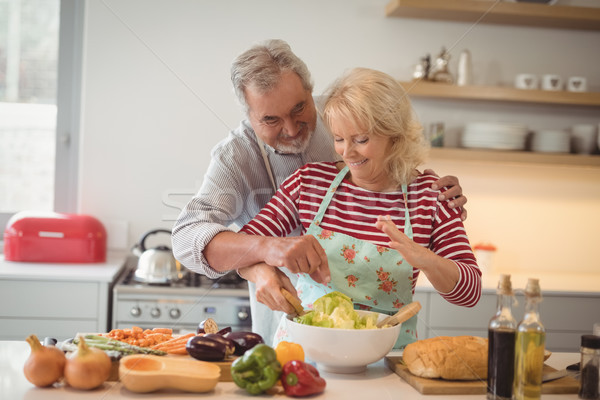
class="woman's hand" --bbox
[375,215,434,268]
[375,215,459,293]
[237,262,298,315]
[425,169,468,221]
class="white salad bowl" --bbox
[285,310,401,374]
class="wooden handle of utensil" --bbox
[376,301,422,328]
[281,288,305,316]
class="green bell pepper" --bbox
[231,343,282,395]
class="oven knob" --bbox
[150,307,161,318]
[169,308,181,319]
[130,306,141,317]
[237,307,249,321]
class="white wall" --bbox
[80,0,600,274]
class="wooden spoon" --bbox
[281,288,307,317]
[376,301,421,329]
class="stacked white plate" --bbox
[462,122,528,150]
[531,129,570,153]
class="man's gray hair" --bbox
[231,39,314,113]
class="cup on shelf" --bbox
[515,73,539,90]
[571,124,597,154]
[541,74,563,91]
[567,76,587,92]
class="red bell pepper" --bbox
[281,360,326,397]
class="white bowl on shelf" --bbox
[531,129,570,153]
[462,122,528,150]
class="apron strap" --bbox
[312,165,349,223]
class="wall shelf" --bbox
[429,147,600,168]
[399,81,600,107]
[385,0,600,31]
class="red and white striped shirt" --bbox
[241,162,481,308]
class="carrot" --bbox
[166,347,188,355]
[151,333,195,350]
[152,328,173,335]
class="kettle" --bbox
[132,229,183,283]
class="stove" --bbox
[111,257,251,334]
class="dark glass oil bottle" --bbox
[487,274,517,400]
[514,278,546,400]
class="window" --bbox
[0,0,82,240]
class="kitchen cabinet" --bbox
[387,2,600,168]
[0,255,126,341]
[385,0,600,31]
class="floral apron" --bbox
[274,166,418,349]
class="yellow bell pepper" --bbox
[275,341,305,367]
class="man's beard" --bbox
[274,123,314,154]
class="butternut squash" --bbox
[119,354,220,393]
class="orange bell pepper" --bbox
[275,341,305,367]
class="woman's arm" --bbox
[376,211,481,307]
[375,215,459,293]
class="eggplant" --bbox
[204,333,236,356]
[197,318,219,334]
[186,335,227,361]
[217,326,232,336]
[224,331,264,356]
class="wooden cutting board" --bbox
[385,356,579,395]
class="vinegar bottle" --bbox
[487,274,517,400]
[514,278,546,400]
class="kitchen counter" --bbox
[0,340,581,399]
[416,269,600,295]
[0,252,127,282]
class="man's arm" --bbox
[203,167,330,284]
[204,231,330,283]
[171,137,253,278]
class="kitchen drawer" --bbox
[0,317,98,341]
[0,280,99,318]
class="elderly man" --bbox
[172,39,467,343]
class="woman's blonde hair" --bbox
[321,68,428,186]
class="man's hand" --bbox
[263,235,330,284]
[237,263,299,315]
[425,169,468,221]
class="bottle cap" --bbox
[497,274,513,295]
[581,334,600,349]
[525,278,541,297]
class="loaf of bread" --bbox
[403,336,488,380]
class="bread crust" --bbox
[403,336,488,380]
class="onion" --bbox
[23,334,66,387]
[64,336,111,390]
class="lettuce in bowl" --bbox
[294,291,378,329]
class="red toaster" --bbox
[3,211,107,263]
